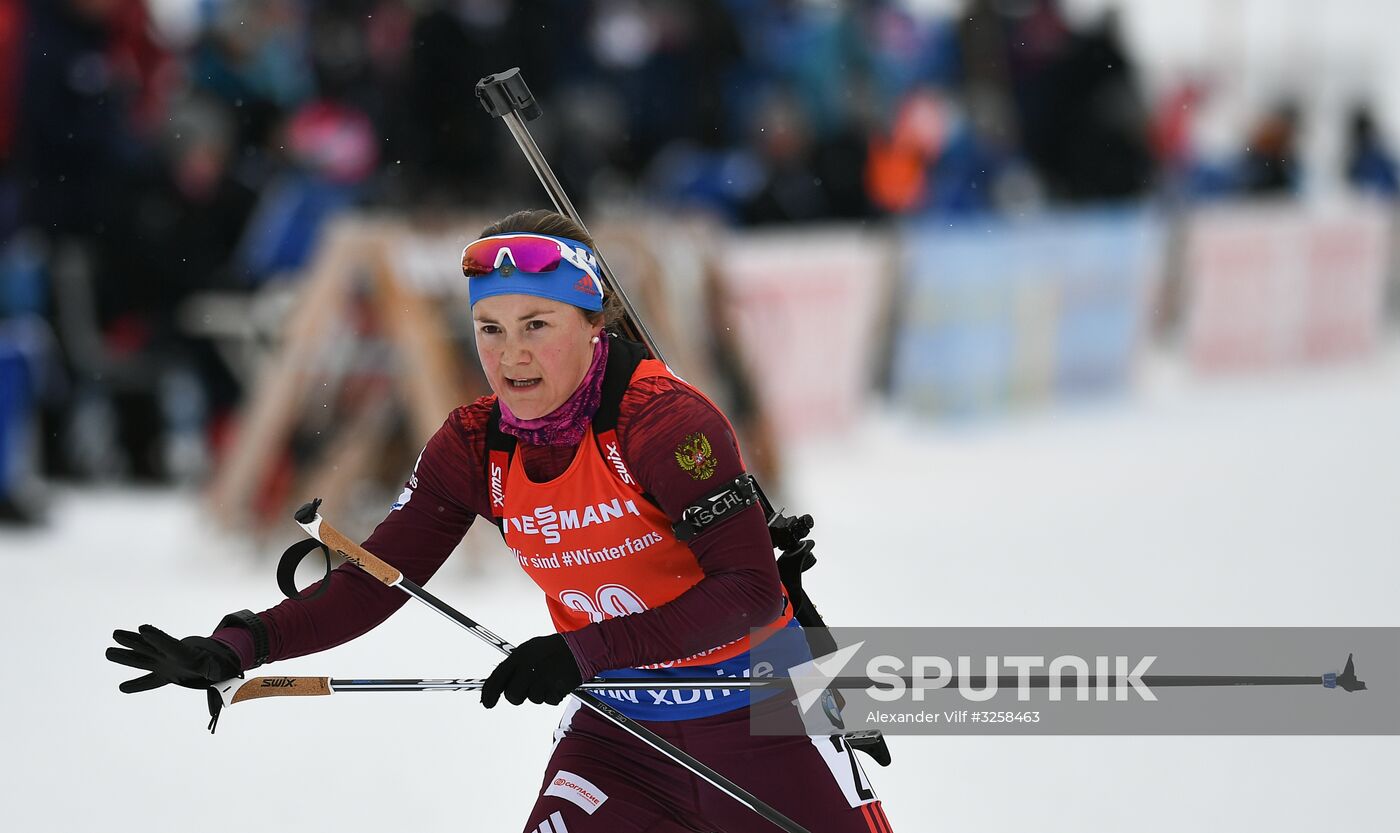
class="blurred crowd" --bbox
[2,0,1399,523]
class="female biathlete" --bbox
[106,209,893,833]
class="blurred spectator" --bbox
[1148,81,1204,191]
[1014,7,1155,202]
[861,0,959,95]
[236,2,384,281]
[589,0,744,171]
[116,94,256,304]
[110,92,255,416]
[389,0,571,208]
[187,0,313,151]
[0,231,63,511]
[866,87,947,214]
[235,99,375,280]
[15,0,145,237]
[867,84,1032,218]
[0,315,58,524]
[956,0,1021,150]
[1345,105,1399,198]
[740,87,829,225]
[106,0,176,135]
[0,0,23,239]
[1239,102,1301,195]
[13,0,136,480]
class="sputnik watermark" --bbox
[785,647,1157,718]
[749,627,1395,736]
[864,654,1157,701]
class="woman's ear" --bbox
[584,310,605,341]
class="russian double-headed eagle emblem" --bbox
[675,432,717,480]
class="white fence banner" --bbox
[1184,200,1392,371]
[714,227,891,440]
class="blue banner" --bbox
[892,208,1165,416]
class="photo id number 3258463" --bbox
[969,711,1041,723]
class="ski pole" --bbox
[285,499,812,833]
[213,675,780,707]
[214,656,1368,710]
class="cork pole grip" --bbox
[231,677,333,703]
[295,501,403,586]
[318,521,403,586]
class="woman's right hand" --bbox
[105,625,242,693]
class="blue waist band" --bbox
[589,619,808,721]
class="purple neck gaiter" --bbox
[499,336,609,446]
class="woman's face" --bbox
[472,294,603,419]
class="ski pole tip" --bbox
[1335,653,1367,692]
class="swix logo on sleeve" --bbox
[597,430,635,486]
[488,450,509,513]
[543,770,608,815]
[504,498,641,545]
[605,441,634,485]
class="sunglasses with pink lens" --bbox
[461,233,599,282]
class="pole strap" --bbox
[277,537,333,601]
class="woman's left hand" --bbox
[481,634,584,707]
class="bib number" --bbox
[558,584,648,623]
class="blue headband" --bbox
[466,233,605,312]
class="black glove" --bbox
[106,625,242,694]
[481,634,583,708]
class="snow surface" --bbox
[3,348,1397,833]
